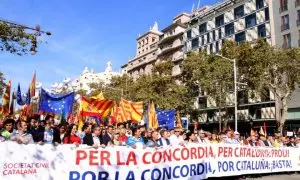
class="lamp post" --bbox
[216,54,238,132]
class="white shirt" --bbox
[169,134,180,145]
[92,134,100,145]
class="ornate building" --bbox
[50,61,120,94]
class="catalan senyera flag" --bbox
[147,102,158,129]
[30,71,36,97]
[1,80,11,116]
[79,96,114,118]
[176,110,182,128]
[91,92,104,100]
[119,98,143,122]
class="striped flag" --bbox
[91,92,104,100]
[79,96,114,118]
[176,110,182,128]
[147,102,158,129]
[119,98,143,122]
[30,71,36,97]
[1,80,11,116]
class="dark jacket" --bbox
[101,133,112,146]
[287,142,296,147]
[83,134,102,146]
[29,126,45,142]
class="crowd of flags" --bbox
[0,72,185,130]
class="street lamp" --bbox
[216,54,238,132]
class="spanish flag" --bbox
[147,102,158,129]
[1,80,11,116]
[79,96,114,118]
[30,71,36,97]
[119,98,143,122]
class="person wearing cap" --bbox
[232,131,241,145]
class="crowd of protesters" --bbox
[0,115,299,149]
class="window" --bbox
[279,0,288,12]
[245,14,257,28]
[152,37,156,42]
[218,29,222,39]
[281,15,290,31]
[225,23,234,36]
[256,0,264,10]
[199,23,207,34]
[207,33,210,43]
[258,24,266,38]
[283,33,291,48]
[215,14,224,27]
[201,36,205,45]
[187,30,192,39]
[216,41,219,53]
[212,31,215,41]
[209,44,213,53]
[235,31,245,44]
[234,5,244,19]
[191,38,199,49]
[265,7,269,21]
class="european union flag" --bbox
[39,89,75,115]
[156,109,175,130]
[16,83,25,106]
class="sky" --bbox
[0,0,221,91]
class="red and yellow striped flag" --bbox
[119,98,143,122]
[30,71,36,97]
[148,102,158,129]
[79,96,114,118]
[91,92,104,100]
[1,80,11,116]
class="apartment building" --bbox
[184,0,300,132]
[269,0,300,48]
[157,13,190,76]
[185,0,270,54]
[124,22,162,80]
[122,13,191,79]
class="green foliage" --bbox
[0,22,39,56]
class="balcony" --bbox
[281,24,290,31]
[279,5,288,13]
[172,54,184,62]
[296,0,300,7]
[158,31,184,45]
[158,43,184,56]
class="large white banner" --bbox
[0,142,300,180]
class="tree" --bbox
[183,51,234,130]
[134,60,190,111]
[221,40,300,135]
[0,21,46,56]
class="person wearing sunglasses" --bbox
[169,127,185,146]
